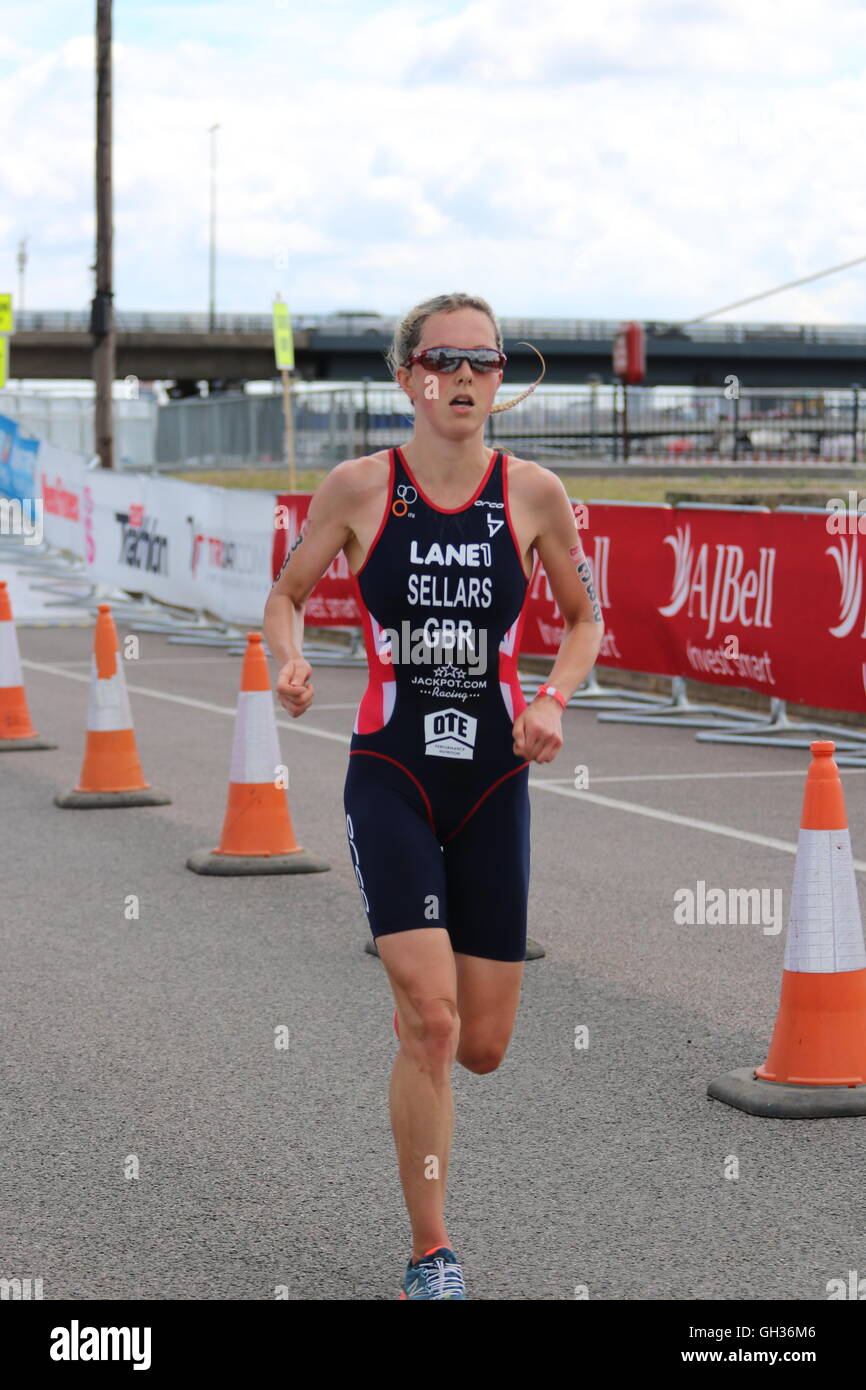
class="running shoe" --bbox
[399,1246,467,1300]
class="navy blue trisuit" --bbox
[342,445,533,963]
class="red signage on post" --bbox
[613,322,646,384]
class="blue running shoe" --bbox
[399,1246,467,1300]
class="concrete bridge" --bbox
[10,310,866,391]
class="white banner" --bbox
[31,442,277,628]
[85,469,192,608]
[37,441,86,556]
[176,480,276,625]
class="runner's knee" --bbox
[459,1042,506,1075]
[401,996,460,1063]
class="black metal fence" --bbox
[153,383,866,471]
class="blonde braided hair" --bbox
[387,292,546,415]
[489,341,545,412]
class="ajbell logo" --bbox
[826,535,865,639]
[659,524,775,640]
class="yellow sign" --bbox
[0,294,12,334]
[273,301,294,370]
[0,336,7,388]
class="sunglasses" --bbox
[404,345,507,374]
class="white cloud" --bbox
[0,0,865,326]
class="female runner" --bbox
[263,291,604,1300]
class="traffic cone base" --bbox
[1,733,58,751]
[707,1068,866,1119]
[186,632,329,877]
[56,728,168,803]
[186,847,329,876]
[709,742,866,1118]
[54,787,171,809]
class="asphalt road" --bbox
[3,623,866,1301]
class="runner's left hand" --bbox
[512,698,563,764]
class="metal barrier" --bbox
[518,666,669,710]
[0,390,157,468]
[694,696,866,750]
[152,383,866,472]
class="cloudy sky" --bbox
[2,0,866,326]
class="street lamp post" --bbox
[208,123,219,333]
[16,238,28,310]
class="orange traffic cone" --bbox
[186,632,329,875]
[708,741,866,1116]
[0,581,56,750]
[54,603,170,808]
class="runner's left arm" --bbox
[529,469,605,703]
[511,469,604,763]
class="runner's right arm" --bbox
[263,463,356,717]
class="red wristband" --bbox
[537,683,567,711]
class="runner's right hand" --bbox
[276,657,314,717]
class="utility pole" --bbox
[92,0,115,468]
[208,123,219,332]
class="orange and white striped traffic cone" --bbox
[0,582,57,750]
[708,741,866,1116]
[186,632,329,875]
[54,603,170,808]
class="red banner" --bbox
[522,503,677,677]
[273,495,866,714]
[273,493,363,626]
